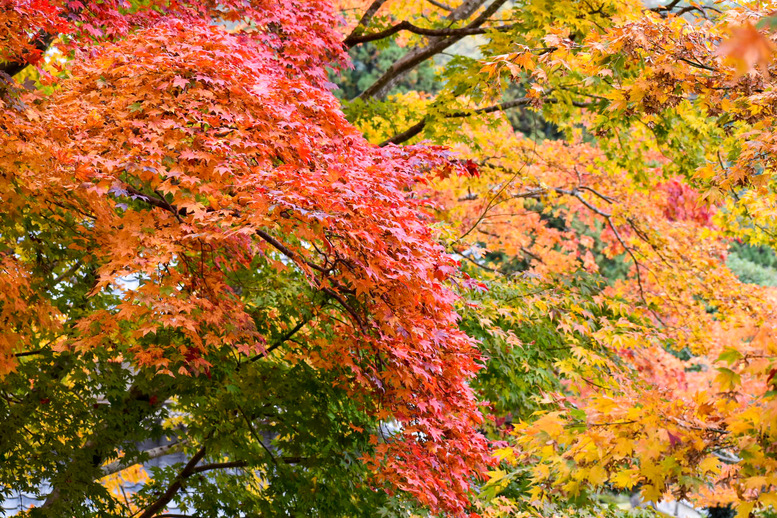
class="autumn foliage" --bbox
[3,0,777,517]
[1,1,487,516]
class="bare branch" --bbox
[554,188,611,217]
[677,56,716,72]
[459,252,501,273]
[238,406,278,467]
[380,120,428,147]
[14,349,44,358]
[650,0,722,19]
[254,229,330,275]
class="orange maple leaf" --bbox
[717,22,774,76]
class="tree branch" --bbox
[0,1,84,79]
[459,252,501,273]
[346,0,392,42]
[238,405,279,467]
[52,260,83,285]
[191,460,248,474]
[320,286,367,330]
[41,381,171,510]
[250,317,311,362]
[559,188,653,310]
[0,30,56,77]
[649,0,682,12]
[380,95,591,146]
[101,440,187,476]
[427,0,454,10]
[380,120,428,147]
[677,56,716,72]
[380,97,536,146]
[125,186,333,275]
[138,442,209,518]
[254,229,329,275]
[356,0,502,100]
[120,188,370,331]
[13,349,44,358]
[345,20,516,48]
[649,0,722,19]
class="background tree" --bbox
[335,0,777,516]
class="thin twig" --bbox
[238,406,278,467]
[250,318,311,362]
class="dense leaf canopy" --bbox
[2,0,777,517]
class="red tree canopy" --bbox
[0,2,488,516]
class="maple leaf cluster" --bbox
[4,0,777,516]
[0,2,489,516]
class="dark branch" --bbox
[255,229,329,275]
[380,120,427,147]
[43,382,171,510]
[345,0,392,42]
[554,188,611,218]
[459,252,501,273]
[321,286,367,329]
[345,20,516,48]
[124,186,332,275]
[380,97,535,146]
[649,0,721,18]
[250,317,311,362]
[677,57,716,72]
[122,189,368,336]
[356,0,502,100]
[52,260,83,285]
[138,443,209,518]
[427,0,454,10]
[102,440,186,476]
[649,0,682,12]
[125,186,179,213]
[238,405,279,467]
[380,95,591,146]
[14,349,44,358]
[191,460,248,474]
[0,31,56,77]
